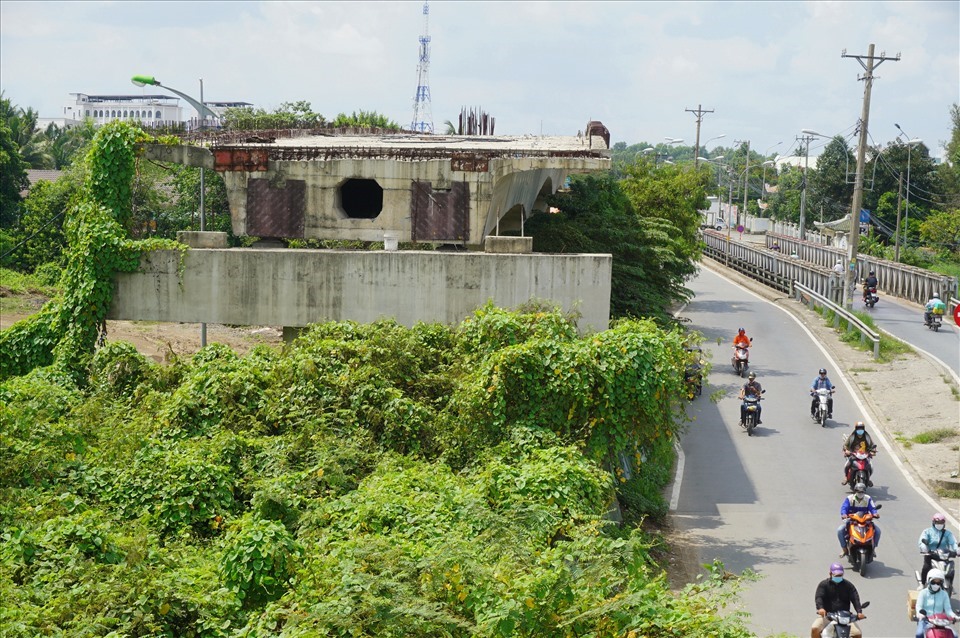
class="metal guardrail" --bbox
[792,282,881,359]
[701,231,848,304]
[764,232,958,306]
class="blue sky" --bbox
[1,1,957,159]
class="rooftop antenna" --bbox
[410,1,434,133]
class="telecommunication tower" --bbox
[410,1,434,134]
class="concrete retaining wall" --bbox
[109,249,612,333]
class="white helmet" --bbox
[928,568,946,584]
[932,292,941,299]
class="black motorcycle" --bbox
[741,390,765,436]
[684,346,704,401]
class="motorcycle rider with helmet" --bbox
[915,568,959,638]
[918,513,958,587]
[838,482,881,558]
[738,371,763,427]
[862,271,878,303]
[924,293,947,326]
[812,562,865,638]
[733,327,751,349]
[842,421,877,486]
[810,368,836,419]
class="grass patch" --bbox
[0,267,60,296]
[936,487,960,500]
[911,428,958,445]
[849,367,876,373]
[814,305,912,362]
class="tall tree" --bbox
[0,122,29,228]
[808,136,855,223]
[526,168,702,323]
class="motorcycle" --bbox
[863,286,879,308]
[684,346,704,401]
[845,507,881,576]
[821,601,869,638]
[925,313,944,332]
[917,612,957,638]
[844,449,875,491]
[732,340,752,377]
[812,387,835,427]
[741,390,765,436]
[916,548,958,598]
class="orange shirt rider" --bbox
[733,328,751,350]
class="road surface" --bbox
[672,266,948,638]
[858,288,959,380]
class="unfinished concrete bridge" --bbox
[110,124,615,335]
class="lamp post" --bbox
[698,156,726,218]
[132,75,218,123]
[760,160,775,209]
[798,129,826,240]
[133,74,214,346]
[894,124,922,260]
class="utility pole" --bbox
[842,44,900,309]
[687,104,714,169]
[739,140,750,228]
[798,133,814,241]
[894,172,904,262]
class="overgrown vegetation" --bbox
[0,119,751,635]
[0,306,752,636]
[0,121,183,383]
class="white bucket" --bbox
[383,232,398,251]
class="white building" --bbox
[62,93,184,127]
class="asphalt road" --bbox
[859,288,959,380]
[672,266,950,638]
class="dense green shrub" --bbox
[221,515,303,608]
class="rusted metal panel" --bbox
[213,148,270,172]
[449,153,489,172]
[410,181,469,242]
[246,178,306,238]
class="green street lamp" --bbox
[133,74,213,346]
[131,75,218,122]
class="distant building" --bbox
[62,93,183,128]
[55,94,253,130]
[20,169,64,197]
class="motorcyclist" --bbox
[733,327,752,350]
[810,367,836,419]
[738,371,763,426]
[915,568,959,638]
[837,482,881,558]
[842,421,877,486]
[862,271,878,302]
[918,512,958,586]
[924,293,947,326]
[811,562,864,638]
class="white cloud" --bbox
[0,0,956,156]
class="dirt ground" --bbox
[664,258,960,590]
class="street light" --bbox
[798,129,826,240]
[893,125,923,261]
[760,159,776,207]
[133,74,215,346]
[132,75,218,124]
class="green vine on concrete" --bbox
[0,121,183,383]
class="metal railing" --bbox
[764,232,958,306]
[793,282,881,359]
[701,231,848,304]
